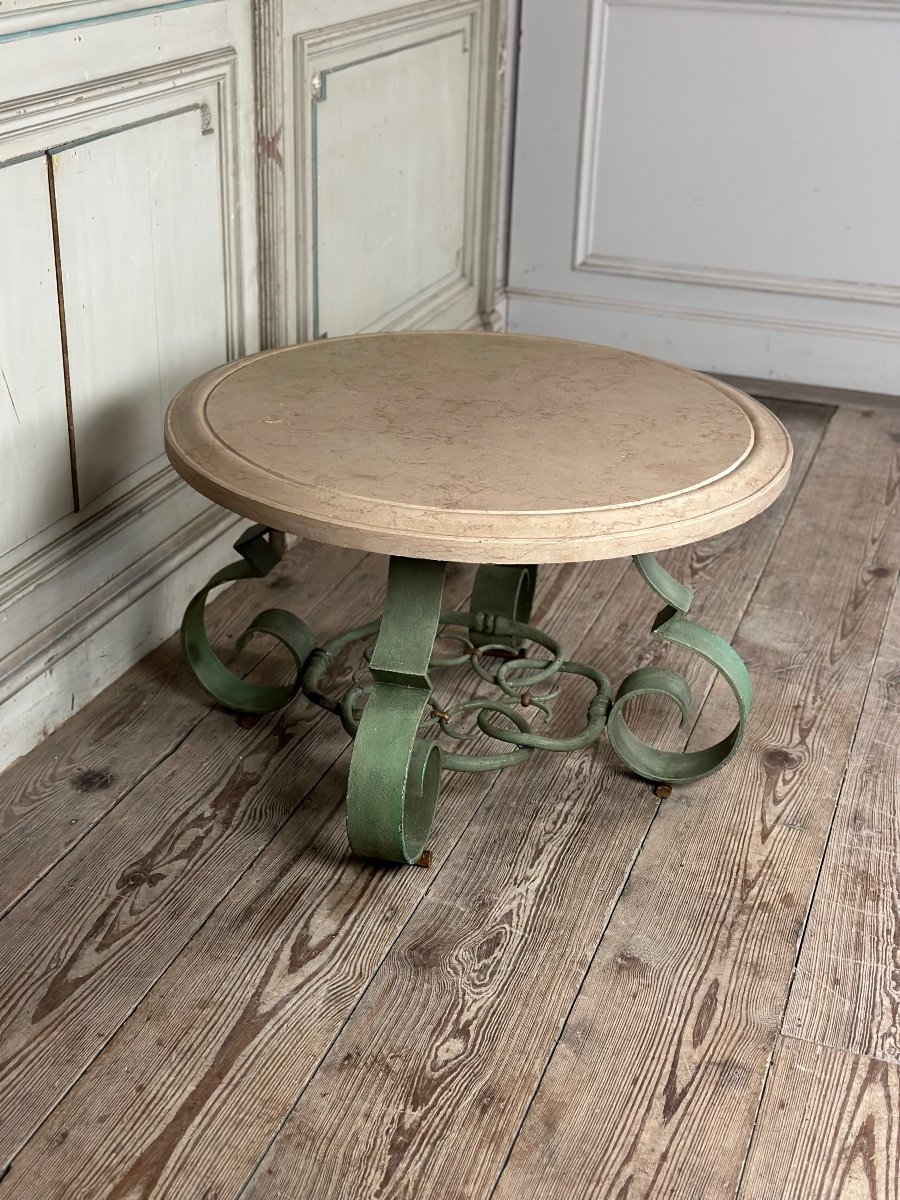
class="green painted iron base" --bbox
[182,527,751,864]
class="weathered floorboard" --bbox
[0,401,871,1200]
[784,581,900,1061]
[738,1036,900,1200]
[0,555,630,1199]
[234,403,828,1200]
[486,406,900,1200]
[0,547,431,1167]
[0,536,365,917]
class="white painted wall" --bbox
[0,0,507,771]
[507,0,900,394]
[312,22,471,338]
[0,0,257,770]
[55,110,229,505]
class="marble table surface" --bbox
[165,332,792,563]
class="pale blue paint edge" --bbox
[0,0,217,45]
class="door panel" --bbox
[0,155,73,556]
[576,2,900,290]
[508,0,900,393]
[52,108,228,506]
[312,25,471,338]
[258,1,504,346]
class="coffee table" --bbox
[165,332,792,864]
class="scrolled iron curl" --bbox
[604,554,751,782]
[181,528,750,787]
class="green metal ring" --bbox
[605,554,752,785]
[181,525,316,714]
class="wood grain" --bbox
[0,401,824,1200]
[738,1036,900,1200]
[487,406,900,1200]
[232,403,826,1200]
[0,537,365,918]
[784,579,900,1061]
[0,554,628,1199]
[0,546,434,1168]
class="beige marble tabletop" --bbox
[164,332,792,564]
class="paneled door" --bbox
[507,0,900,393]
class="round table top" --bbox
[164,332,792,564]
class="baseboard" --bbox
[719,374,900,410]
[505,287,900,398]
[0,470,242,774]
[0,298,494,776]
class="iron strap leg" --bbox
[605,553,752,785]
[345,556,446,865]
[180,529,752,865]
[469,564,538,649]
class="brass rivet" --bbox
[416,849,433,868]
[654,782,673,799]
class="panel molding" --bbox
[0,488,238,707]
[505,285,900,342]
[294,2,483,342]
[0,48,231,146]
[355,270,475,335]
[0,25,256,770]
[252,0,286,348]
[0,48,247,360]
[611,0,900,15]
[0,498,242,773]
[505,287,900,395]
[0,46,247,531]
[573,0,900,306]
[0,460,180,615]
[575,255,900,307]
[0,0,216,40]
[254,0,505,346]
[303,16,476,340]
[0,154,74,555]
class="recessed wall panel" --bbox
[579,1,900,292]
[311,26,471,338]
[0,155,73,555]
[53,109,227,505]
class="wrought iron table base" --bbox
[183,526,751,865]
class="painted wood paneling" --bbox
[508,0,900,393]
[0,155,73,556]
[256,0,505,346]
[0,1,257,776]
[576,1,900,293]
[52,109,228,507]
[312,25,470,338]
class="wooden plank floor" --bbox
[0,398,898,1200]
